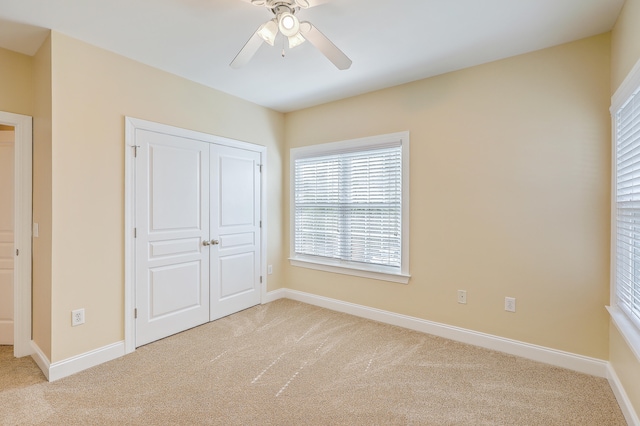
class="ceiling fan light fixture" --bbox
[257,19,278,46]
[288,33,306,48]
[278,12,300,37]
[231,2,352,70]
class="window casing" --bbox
[290,132,410,283]
[611,58,640,361]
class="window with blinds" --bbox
[290,132,410,283]
[615,85,640,331]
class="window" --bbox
[290,132,410,283]
[611,59,640,360]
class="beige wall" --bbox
[0,47,33,116]
[47,32,284,362]
[610,0,640,417]
[612,0,640,90]
[284,34,611,359]
[32,34,53,359]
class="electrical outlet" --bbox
[457,290,467,304]
[72,308,85,326]
[268,265,273,275]
[505,297,516,313]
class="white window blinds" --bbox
[294,144,402,269]
[616,87,640,329]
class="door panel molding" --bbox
[124,117,267,354]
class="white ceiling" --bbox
[0,0,626,112]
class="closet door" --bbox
[0,132,14,344]
[135,130,210,347]
[209,144,261,321]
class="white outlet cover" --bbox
[505,297,516,312]
[72,308,85,326]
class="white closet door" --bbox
[209,144,261,321]
[135,129,210,347]
[0,132,14,344]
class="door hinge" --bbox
[134,228,137,238]
[258,164,262,173]
[134,308,138,319]
[16,249,19,256]
[259,220,262,228]
[260,276,263,284]
[133,145,139,157]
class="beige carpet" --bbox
[0,299,627,425]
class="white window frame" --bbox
[610,58,640,362]
[289,132,410,284]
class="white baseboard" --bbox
[263,287,287,304]
[268,289,609,378]
[48,341,125,382]
[30,341,51,381]
[607,363,640,426]
[30,340,126,382]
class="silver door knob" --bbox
[203,240,210,246]
[210,239,220,245]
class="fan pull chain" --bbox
[282,37,286,58]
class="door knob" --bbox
[210,239,220,245]
[203,240,210,246]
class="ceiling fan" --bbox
[230,0,352,70]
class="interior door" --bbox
[0,131,14,345]
[209,144,261,321]
[135,129,211,347]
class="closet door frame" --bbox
[123,117,267,354]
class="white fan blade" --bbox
[230,29,265,69]
[300,21,352,70]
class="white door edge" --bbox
[0,111,33,358]
[123,117,267,354]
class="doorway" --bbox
[0,111,33,358]
[124,118,267,352]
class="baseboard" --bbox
[267,289,609,378]
[607,363,640,426]
[263,287,287,304]
[34,341,126,382]
[30,341,51,381]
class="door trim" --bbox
[123,117,267,354]
[0,111,33,357]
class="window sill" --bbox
[607,306,640,363]
[289,257,410,284]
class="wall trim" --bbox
[46,341,126,382]
[267,288,609,378]
[30,341,50,381]
[607,363,640,426]
[31,339,126,382]
[263,287,286,303]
